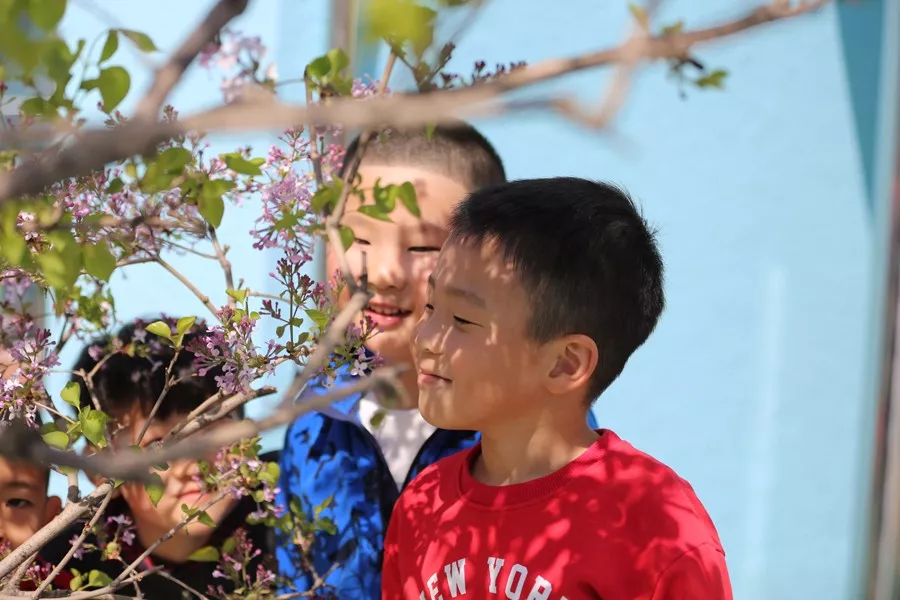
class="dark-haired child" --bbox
[383,178,732,599]
[39,319,278,599]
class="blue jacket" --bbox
[275,361,599,600]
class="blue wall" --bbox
[365,2,887,599]
[47,0,329,497]
[41,1,897,597]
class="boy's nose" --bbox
[413,313,442,357]
[368,248,408,292]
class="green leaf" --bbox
[82,242,116,281]
[221,153,263,176]
[69,574,83,591]
[145,320,173,339]
[305,309,329,329]
[695,69,728,89]
[311,186,336,214]
[221,536,237,555]
[226,288,248,304]
[144,473,164,506]
[326,48,350,74]
[187,545,220,562]
[106,177,124,194]
[96,66,131,112]
[364,0,437,57]
[306,55,331,80]
[196,510,216,528]
[198,194,225,229]
[158,146,192,172]
[358,204,391,222]
[19,97,52,118]
[28,0,66,31]
[60,381,81,408]
[87,570,112,589]
[397,181,420,217]
[42,430,69,450]
[100,30,118,62]
[339,225,355,250]
[176,316,196,335]
[424,123,437,141]
[119,29,157,52]
[80,409,108,446]
[317,517,337,535]
[259,461,280,486]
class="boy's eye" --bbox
[6,498,33,509]
[408,246,440,253]
[355,238,371,246]
[453,316,476,327]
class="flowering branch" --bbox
[0,0,829,205]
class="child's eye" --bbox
[408,246,440,253]
[6,498,32,509]
[355,238,371,246]
[453,316,476,327]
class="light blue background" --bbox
[39,2,896,599]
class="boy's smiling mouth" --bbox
[365,302,412,329]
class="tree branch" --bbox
[0,0,829,204]
[132,0,250,120]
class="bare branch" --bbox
[132,0,250,120]
[0,0,828,204]
[155,255,219,317]
[32,490,116,599]
[209,228,235,307]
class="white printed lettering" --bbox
[444,559,467,597]
[505,564,528,600]
[428,572,443,600]
[488,557,505,594]
[526,576,552,600]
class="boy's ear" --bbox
[44,495,61,523]
[543,334,598,396]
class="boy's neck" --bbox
[472,409,598,487]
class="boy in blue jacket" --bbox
[275,124,597,599]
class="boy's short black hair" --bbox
[340,121,507,192]
[70,318,234,422]
[448,177,665,400]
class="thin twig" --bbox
[112,492,228,586]
[33,490,116,599]
[132,0,250,120]
[134,347,183,444]
[162,385,277,442]
[4,551,38,593]
[155,255,219,317]
[208,227,235,307]
[304,75,324,187]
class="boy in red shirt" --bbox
[382,177,732,600]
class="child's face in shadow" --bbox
[328,164,469,375]
[0,457,60,549]
[114,410,239,560]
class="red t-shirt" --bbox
[383,430,732,600]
